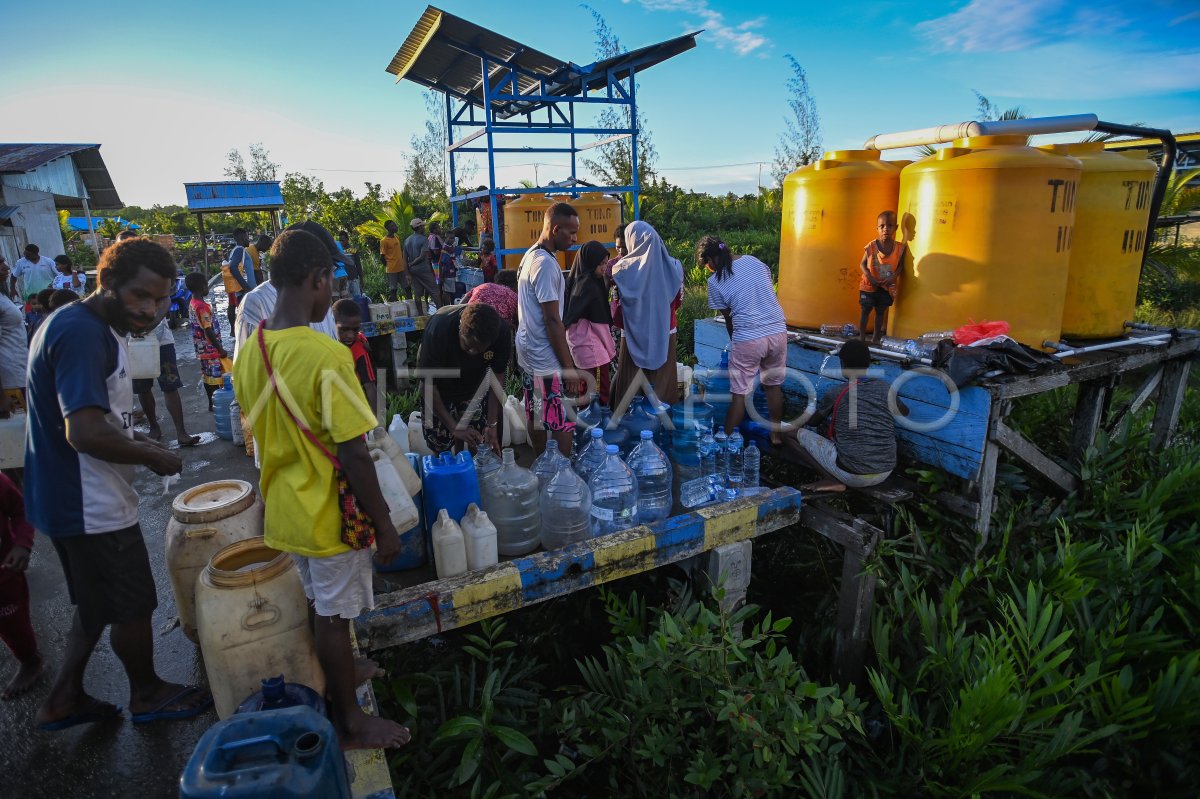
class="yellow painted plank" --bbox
[450,565,523,627]
[701,504,758,549]
[592,529,656,583]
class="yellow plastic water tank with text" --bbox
[502,193,550,270]
[779,150,905,328]
[566,192,623,266]
[892,135,1083,346]
[1038,143,1157,338]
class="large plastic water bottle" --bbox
[700,425,716,479]
[714,426,728,487]
[627,430,672,524]
[574,427,607,484]
[726,429,744,496]
[574,392,608,453]
[588,445,639,536]
[540,467,592,550]
[474,446,502,487]
[680,475,718,508]
[481,449,542,556]
[531,439,570,491]
[743,441,761,489]
[213,374,234,441]
[617,396,662,456]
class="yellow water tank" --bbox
[502,193,550,270]
[1038,143,1157,338]
[563,191,623,268]
[779,150,905,328]
[892,135,1083,346]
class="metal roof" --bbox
[183,181,284,212]
[0,143,121,208]
[386,5,697,118]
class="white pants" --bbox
[291,548,375,620]
[794,429,890,488]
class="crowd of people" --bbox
[0,200,906,752]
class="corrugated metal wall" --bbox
[1,155,85,199]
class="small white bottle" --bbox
[229,399,244,446]
[460,503,498,571]
[432,509,468,578]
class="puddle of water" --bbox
[186,459,212,473]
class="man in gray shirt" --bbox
[404,219,439,313]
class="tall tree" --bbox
[580,5,658,189]
[224,148,247,180]
[771,55,822,185]
[247,143,279,181]
[404,91,450,212]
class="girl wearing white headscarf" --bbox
[609,221,684,407]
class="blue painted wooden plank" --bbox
[514,549,597,602]
[696,320,988,479]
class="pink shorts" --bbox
[729,333,787,395]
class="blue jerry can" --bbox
[180,705,350,799]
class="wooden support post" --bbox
[1106,366,1163,434]
[972,400,1007,553]
[1151,357,1193,450]
[992,420,1079,494]
[1069,379,1110,463]
[702,540,753,616]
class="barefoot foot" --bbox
[178,434,201,447]
[3,654,45,700]
[800,479,847,493]
[338,712,411,751]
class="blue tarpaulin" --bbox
[65,216,140,232]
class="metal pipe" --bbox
[862,114,1099,150]
[1126,320,1200,335]
[1048,334,1171,359]
[793,332,934,366]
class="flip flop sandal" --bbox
[37,699,123,731]
[131,685,213,724]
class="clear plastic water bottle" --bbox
[480,449,542,556]
[743,442,760,489]
[540,467,592,550]
[531,439,570,491]
[714,426,728,488]
[819,323,859,337]
[574,427,607,484]
[474,446,502,486]
[726,429,744,496]
[680,474,717,508]
[699,425,716,479]
[842,323,860,337]
[588,445,639,536]
[627,430,672,524]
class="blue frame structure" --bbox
[387,6,697,262]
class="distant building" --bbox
[0,143,121,265]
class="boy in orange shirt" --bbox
[380,221,408,302]
[858,211,906,344]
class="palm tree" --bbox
[355,191,418,241]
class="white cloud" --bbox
[916,0,1133,54]
[632,0,770,56]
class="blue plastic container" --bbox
[617,396,664,456]
[354,295,371,321]
[696,350,732,424]
[180,706,351,799]
[421,451,481,535]
[213,374,234,441]
[574,392,609,454]
[235,675,325,716]
[375,453,427,572]
[669,386,714,478]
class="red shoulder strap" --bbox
[827,381,854,440]
[256,322,342,468]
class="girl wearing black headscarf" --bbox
[564,240,616,404]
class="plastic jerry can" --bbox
[421,451,482,536]
[235,675,325,715]
[375,453,427,572]
[460,503,498,570]
[128,335,160,379]
[432,509,468,578]
[370,450,420,534]
[179,705,351,799]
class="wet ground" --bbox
[1,299,261,799]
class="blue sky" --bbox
[2,0,1197,206]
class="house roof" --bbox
[183,181,285,212]
[0,143,121,208]
[386,5,697,119]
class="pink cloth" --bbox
[566,318,616,370]
[728,332,787,395]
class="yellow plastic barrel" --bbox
[892,135,1083,346]
[779,150,905,329]
[502,193,550,270]
[1038,143,1157,338]
[564,192,623,267]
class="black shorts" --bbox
[859,289,894,310]
[51,525,158,636]
[132,344,184,394]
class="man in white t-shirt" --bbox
[515,201,579,457]
[13,244,57,301]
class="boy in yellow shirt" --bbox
[235,227,409,751]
